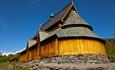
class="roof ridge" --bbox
[53,2,72,17]
[41,2,72,26]
[40,2,74,31]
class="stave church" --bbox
[19,0,109,63]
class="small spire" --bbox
[50,13,54,20]
[70,0,75,5]
[51,13,53,17]
[71,0,74,3]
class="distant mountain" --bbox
[105,38,115,62]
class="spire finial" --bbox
[50,13,54,20]
[70,0,74,4]
[71,0,74,3]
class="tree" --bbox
[105,38,115,62]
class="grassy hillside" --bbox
[0,53,30,70]
[105,38,115,62]
[0,61,30,70]
[0,61,9,70]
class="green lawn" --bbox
[0,61,30,70]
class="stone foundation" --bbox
[18,55,111,70]
[40,55,109,64]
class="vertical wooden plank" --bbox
[40,46,42,57]
[59,40,62,55]
[85,39,88,54]
[42,46,43,57]
[27,47,29,61]
[42,45,44,57]
[46,44,48,57]
[45,44,47,57]
[34,46,36,58]
[32,49,34,59]
[34,47,35,59]
[69,39,72,54]
[55,38,59,56]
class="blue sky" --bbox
[0,0,115,53]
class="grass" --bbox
[0,61,30,70]
[0,61,9,70]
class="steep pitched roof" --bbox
[56,27,100,38]
[62,10,89,26]
[40,1,76,31]
[20,39,37,55]
[62,10,93,30]
[39,27,102,42]
[39,1,104,42]
[39,30,56,42]
[28,39,37,48]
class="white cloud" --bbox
[1,47,26,56]
[2,52,15,56]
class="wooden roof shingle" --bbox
[39,1,104,42]
[40,1,75,31]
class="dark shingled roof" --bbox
[63,10,89,26]
[40,1,75,31]
[39,27,101,42]
[39,1,103,42]
[56,27,100,38]
[28,39,37,48]
[62,10,93,30]
[20,39,37,54]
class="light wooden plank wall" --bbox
[29,49,34,60]
[19,52,28,63]
[19,38,106,63]
[59,39,106,56]
[40,38,58,58]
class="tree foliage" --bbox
[0,54,15,62]
[105,38,115,62]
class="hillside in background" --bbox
[105,38,115,62]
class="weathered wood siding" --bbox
[29,48,34,60]
[59,38,106,56]
[19,38,106,62]
[33,46,38,59]
[19,51,28,63]
[32,45,38,59]
[40,37,59,58]
[28,44,40,60]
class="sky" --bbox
[0,0,115,54]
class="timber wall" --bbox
[59,38,106,56]
[19,45,40,62]
[40,37,58,58]
[19,51,28,63]
[28,45,40,60]
[19,38,107,62]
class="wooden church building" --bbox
[19,1,109,63]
